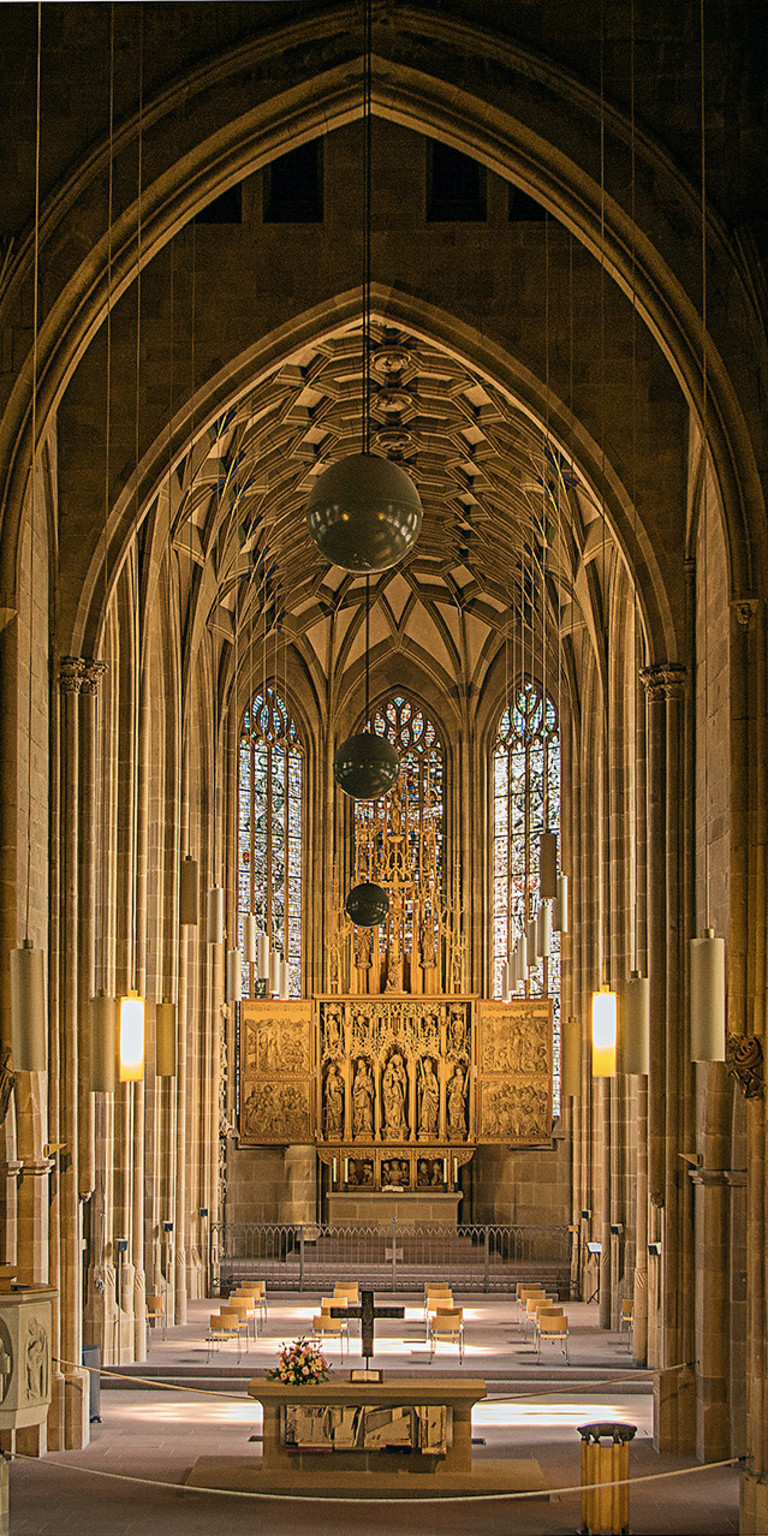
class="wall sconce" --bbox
[648,1241,662,1257]
[163,1221,173,1234]
[581,1208,592,1221]
[116,1238,128,1254]
[610,1223,624,1237]
[199,1207,208,1219]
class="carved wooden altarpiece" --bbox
[238,995,553,1168]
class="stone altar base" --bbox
[185,1455,547,1498]
[185,1376,546,1499]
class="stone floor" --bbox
[9,1293,740,1534]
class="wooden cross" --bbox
[331,1288,405,1367]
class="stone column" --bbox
[729,598,767,1533]
[633,1076,649,1363]
[641,663,695,1454]
[690,1164,730,1459]
[56,657,90,1449]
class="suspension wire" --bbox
[700,0,710,930]
[98,2,115,985]
[24,0,43,942]
[361,0,372,454]
[630,0,640,974]
[599,0,611,989]
[130,4,144,993]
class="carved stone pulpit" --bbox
[0,1277,56,1432]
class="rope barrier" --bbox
[8,1446,741,1506]
[53,1357,683,1408]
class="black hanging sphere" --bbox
[345,881,391,928]
[306,452,422,573]
[333,732,399,800]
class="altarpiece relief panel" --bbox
[239,1000,314,1146]
[477,999,553,1146]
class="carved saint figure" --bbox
[352,1058,374,1137]
[25,1318,48,1402]
[447,1064,467,1138]
[382,1052,408,1139]
[417,1056,439,1137]
[324,1063,344,1138]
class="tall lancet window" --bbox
[238,686,303,996]
[492,681,561,1107]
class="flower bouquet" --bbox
[267,1336,331,1385]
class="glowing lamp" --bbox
[591,984,617,1077]
[119,991,145,1082]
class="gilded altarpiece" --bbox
[238,998,553,1161]
[477,999,552,1146]
[240,1000,314,1145]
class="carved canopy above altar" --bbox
[238,996,553,1180]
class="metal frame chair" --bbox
[428,1306,464,1363]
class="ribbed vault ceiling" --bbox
[164,317,607,697]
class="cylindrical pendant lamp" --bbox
[501,959,511,1000]
[591,984,617,1077]
[90,990,117,1093]
[206,885,224,945]
[279,957,290,999]
[527,917,537,967]
[561,1014,581,1098]
[518,932,527,979]
[553,874,569,934]
[622,971,650,1075]
[257,932,270,981]
[226,948,243,1003]
[690,929,726,1061]
[180,856,199,927]
[536,901,552,960]
[118,991,145,1082]
[10,940,47,1072]
[243,914,257,966]
[155,1000,177,1078]
[268,949,280,996]
[539,832,558,900]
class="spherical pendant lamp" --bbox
[333,731,399,800]
[344,881,390,928]
[306,453,422,573]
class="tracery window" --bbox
[238,686,303,996]
[492,681,561,1109]
[355,694,445,955]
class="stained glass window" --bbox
[354,694,445,957]
[492,682,561,1112]
[238,686,303,996]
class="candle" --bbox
[333,1158,337,1184]
[453,1158,458,1182]
[344,1157,349,1181]
[443,1157,448,1183]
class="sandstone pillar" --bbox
[641,663,695,1453]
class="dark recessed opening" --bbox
[264,140,324,223]
[508,185,547,222]
[427,140,486,222]
[194,184,243,224]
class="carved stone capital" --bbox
[80,658,107,697]
[650,1190,666,1209]
[59,656,86,694]
[639,662,686,701]
[727,1033,764,1099]
[732,598,760,630]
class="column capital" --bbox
[639,662,686,700]
[80,658,107,697]
[59,656,86,694]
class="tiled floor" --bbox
[9,1294,740,1535]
